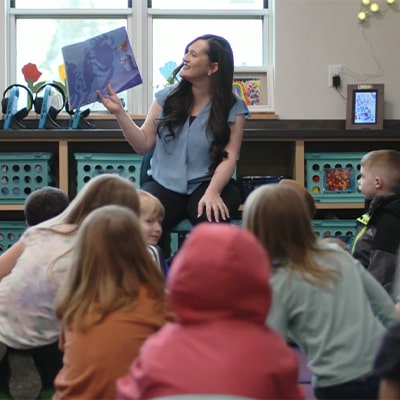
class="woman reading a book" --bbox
[98,34,249,253]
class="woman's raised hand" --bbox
[97,83,125,115]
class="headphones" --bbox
[65,100,95,129]
[1,84,34,128]
[34,82,66,129]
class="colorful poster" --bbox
[232,78,262,106]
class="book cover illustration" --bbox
[62,26,142,110]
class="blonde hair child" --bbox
[53,205,167,400]
[138,189,169,276]
[352,149,400,295]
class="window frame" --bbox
[2,1,274,115]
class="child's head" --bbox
[278,179,316,218]
[50,174,140,227]
[359,150,400,200]
[168,222,271,324]
[138,189,164,246]
[242,184,340,288]
[243,184,315,262]
[56,204,165,331]
[24,186,69,226]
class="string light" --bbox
[358,10,368,20]
[357,0,398,21]
[370,2,380,11]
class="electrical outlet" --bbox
[328,64,342,87]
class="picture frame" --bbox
[345,83,384,130]
[233,66,274,113]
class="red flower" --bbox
[22,63,42,83]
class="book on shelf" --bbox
[62,26,142,110]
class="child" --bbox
[278,178,348,249]
[351,149,400,295]
[117,223,304,400]
[242,184,397,400]
[24,186,70,227]
[278,178,317,218]
[0,186,69,280]
[53,205,167,400]
[137,189,169,276]
[0,174,141,399]
[374,320,400,399]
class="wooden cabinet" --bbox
[1,124,400,220]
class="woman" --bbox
[242,184,397,400]
[98,34,249,251]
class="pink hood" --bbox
[167,223,271,325]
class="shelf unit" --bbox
[1,124,400,219]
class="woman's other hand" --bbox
[198,192,229,223]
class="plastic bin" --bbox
[74,153,143,192]
[0,221,27,253]
[312,219,356,247]
[305,152,365,203]
[240,175,284,200]
[0,152,54,204]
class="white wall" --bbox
[274,0,400,119]
[1,1,399,120]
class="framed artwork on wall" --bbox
[345,83,384,130]
[233,66,274,113]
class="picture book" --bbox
[62,26,142,110]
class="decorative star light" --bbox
[357,0,398,22]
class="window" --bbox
[12,0,129,9]
[149,0,272,110]
[3,0,273,115]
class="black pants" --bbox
[0,342,63,390]
[31,341,63,388]
[314,373,380,400]
[141,178,242,255]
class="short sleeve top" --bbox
[150,85,249,194]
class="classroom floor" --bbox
[0,349,313,400]
[0,388,53,400]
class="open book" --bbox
[62,27,142,110]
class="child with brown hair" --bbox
[352,149,400,295]
[242,183,397,400]
[24,186,70,227]
[0,174,142,399]
[137,189,169,276]
[53,204,167,400]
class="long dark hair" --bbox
[157,34,236,172]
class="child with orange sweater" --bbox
[53,205,168,399]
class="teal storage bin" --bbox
[74,153,143,192]
[0,152,53,204]
[305,152,365,203]
[312,219,356,248]
[0,221,27,253]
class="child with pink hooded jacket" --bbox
[117,223,304,400]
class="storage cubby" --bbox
[1,123,400,236]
